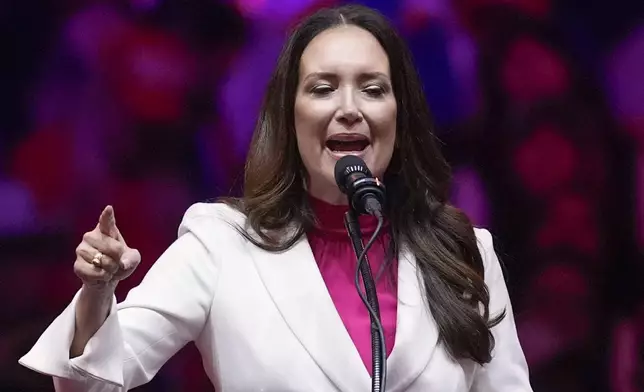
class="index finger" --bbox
[97,205,120,240]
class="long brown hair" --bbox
[222,4,505,364]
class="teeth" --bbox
[326,139,369,145]
[326,139,369,152]
[327,134,369,143]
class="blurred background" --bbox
[1,0,643,390]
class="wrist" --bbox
[80,282,116,302]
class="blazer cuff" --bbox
[18,289,125,388]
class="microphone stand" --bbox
[344,208,387,392]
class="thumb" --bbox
[119,248,141,271]
[98,205,120,239]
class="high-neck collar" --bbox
[308,194,385,239]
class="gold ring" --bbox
[91,251,104,268]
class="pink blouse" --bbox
[307,196,398,375]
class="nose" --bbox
[336,90,363,126]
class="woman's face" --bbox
[294,25,397,205]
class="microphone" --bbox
[334,155,386,218]
[335,155,388,392]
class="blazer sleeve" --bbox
[18,203,220,392]
[471,228,533,392]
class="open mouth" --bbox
[325,134,370,153]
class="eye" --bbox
[363,85,386,98]
[310,85,334,96]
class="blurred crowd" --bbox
[1,0,643,390]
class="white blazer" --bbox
[19,202,532,392]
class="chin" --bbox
[324,147,390,179]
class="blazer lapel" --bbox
[249,233,370,391]
[386,247,439,391]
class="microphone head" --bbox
[334,155,372,193]
[333,155,385,215]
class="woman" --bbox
[19,4,532,391]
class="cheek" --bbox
[294,99,332,140]
[368,100,397,138]
[294,128,319,172]
[367,103,397,174]
[294,99,327,169]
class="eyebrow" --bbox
[302,71,391,83]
